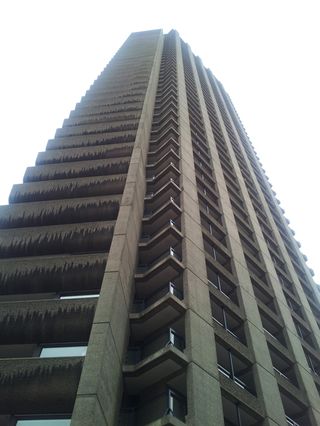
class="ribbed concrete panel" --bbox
[71,29,164,426]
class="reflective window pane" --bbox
[17,420,71,426]
[40,346,87,358]
[60,294,99,299]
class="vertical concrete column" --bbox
[175,33,224,426]
[196,59,288,426]
[212,77,320,425]
[71,31,164,426]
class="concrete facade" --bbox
[0,29,319,426]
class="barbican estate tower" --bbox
[0,30,320,426]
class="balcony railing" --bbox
[218,364,247,390]
[132,281,183,312]
[140,219,180,242]
[263,327,279,342]
[119,388,187,424]
[273,366,289,381]
[144,195,180,217]
[137,246,182,273]
[126,328,185,365]
[166,388,187,422]
[208,275,238,304]
[286,415,300,426]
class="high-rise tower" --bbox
[0,29,319,426]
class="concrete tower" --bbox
[0,29,319,426]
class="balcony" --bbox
[152,107,178,128]
[279,387,311,426]
[207,262,238,305]
[0,297,96,344]
[149,124,179,147]
[36,141,133,165]
[146,163,180,193]
[304,349,320,377]
[211,298,246,344]
[251,279,277,313]
[148,133,179,157]
[141,218,181,241]
[135,247,184,297]
[9,174,127,204]
[130,283,185,341]
[154,92,178,112]
[24,157,130,182]
[260,310,287,348]
[198,195,222,224]
[285,294,304,320]
[0,357,83,415]
[222,393,263,426]
[0,220,115,258]
[201,214,227,246]
[293,318,316,349]
[0,252,106,297]
[277,272,295,295]
[150,117,179,140]
[142,197,182,235]
[203,237,232,273]
[152,101,178,125]
[139,221,183,265]
[126,323,185,364]
[216,341,256,395]
[133,280,183,310]
[144,180,181,216]
[137,245,182,272]
[146,149,180,177]
[194,163,215,186]
[245,255,268,287]
[268,344,299,387]
[119,383,187,425]
[0,195,120,229]
[47,128,137,150]
[123,327,187,393]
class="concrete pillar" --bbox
[175,33,224,426]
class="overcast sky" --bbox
[0,0,319,283]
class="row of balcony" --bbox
[210,78,315,424]
[182,45,268,424]
[120,37,188,425]
[219,81,319,344]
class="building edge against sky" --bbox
[0,29,319,425]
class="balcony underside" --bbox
[0,298,97,344]
[130,295,186,340]
[0,357,83,414]
[135,257,184,297]
[123,347,187,394]
[0,252,107,295]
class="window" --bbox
[211,298,246,343]
[40,346,87,358]
[16,420,71,426]
[216,341,255,394]
[222,394,262,426]
[260,310,287,347]
[59,293,99,299]
[167,388,187,421]
[304,349,320,376]
[207,262,238,304]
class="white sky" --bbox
[0,0,319,283]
